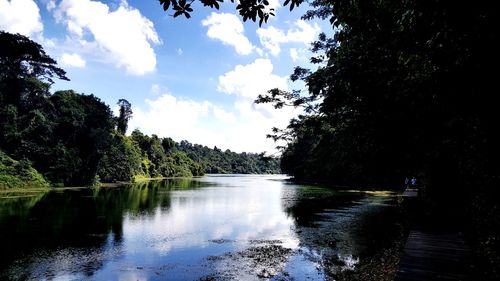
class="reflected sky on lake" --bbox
[0,175,399,280]
[121,175,298,255]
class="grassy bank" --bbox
[0,150,50,190]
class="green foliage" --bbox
[258,0,499,188]
[98,129,204,181]
[255,2,499,278]
[46,90,115,185]
[97,129,280,181]
[116,99,132,135]
[0,31,68,107]
[1,32,114,186]
[0,150,49,189]
[3,89,116,186]
[176,140,280,174]
[128,129,206,178]
[97,133,142,182]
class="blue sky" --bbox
[1,0,331,153]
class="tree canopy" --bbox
[257,0,499,190]
[116,99,133,135]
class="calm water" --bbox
[0,175,401,280]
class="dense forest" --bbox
[249,0,498,279]
[0,31,280,189]
[98,129,280,183]
[255,0,499,190]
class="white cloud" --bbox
[266,0,281,11]
[177,48,183,55]
[289,47,308,62]
[130,59,299,153]
[46,0,56,11]
[54,0,160,75]
[257,20,320,56]
[218,58,298,131]
[202,12,254,55]
[0,0,43,36]
[290,48,299,62]
[132,93,211,133]
[213,105,237,124]
[218,58,286,100]
[129,92,239,150]
[216,59,300,151]
[60,52,86,68]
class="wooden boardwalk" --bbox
[402,188,419,198]
[395,189,471,281]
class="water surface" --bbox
[0,175,400,280]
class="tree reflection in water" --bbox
[0,178,205,280]
[0,176,403,280]
[280,185,403,279]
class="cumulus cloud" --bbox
[257,20,320,56]
[0,0,43,36]
[218,59,289,117]
[202,12,254,55]
[289,48,299,61]
[54,0,160,75]
[289,47,309,62]
[60,52,86,68]
[218,59,287,97]
[46,0,56,10]
[131,59,299,153]
[215,59,299,152]
[129,92,238,149]
[213,105,237,124]
[217,58,297,128]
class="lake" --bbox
[0,175,401,280]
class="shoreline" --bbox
[0,175,214,195]
[285,177,404,193]
[0,173,288,194]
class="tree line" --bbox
[0,31,280,188]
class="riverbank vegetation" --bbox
[0,150,49,190]
[0,31,280,189]
[249,0,498,279]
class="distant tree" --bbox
[0,31,68,108]
[97,133,142,182]
[116,99,132,135]
[161,137,176,153]
[131,129,151,153]
[46,91,115,185]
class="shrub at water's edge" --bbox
[0,150,50,190]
